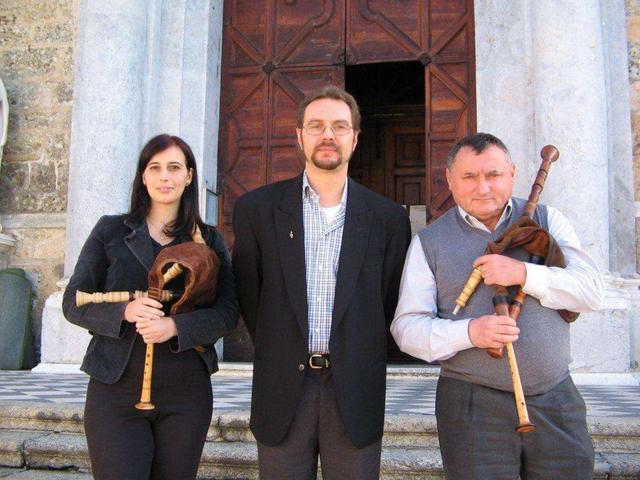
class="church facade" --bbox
[0,0,638,376]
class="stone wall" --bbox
[0,0,76,359]
[628,0,640,272]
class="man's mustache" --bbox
[313,141,340,152]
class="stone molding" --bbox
[0,232,15,270]
[602,273,640,310]
[1,213,67,230]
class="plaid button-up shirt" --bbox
[302,172,348,354]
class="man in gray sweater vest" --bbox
[391,133,604,479]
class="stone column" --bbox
[529,0,609,263]
[38,0,225,369]
[38,0,151,369]
[141,0,224,356]
[530,0,633,374]
[475,0,635,374]
[600,0,639,371]
[145,0,224,221]
[64,0,150,274]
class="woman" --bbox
[63,134,239,479]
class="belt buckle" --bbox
[309,353,328,369]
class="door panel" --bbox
[219,0,345,245]
[273,0,345,67]
[347,0,425,64]
[424,0,475,221]
[219,67,344,244]
[385,125,426,206]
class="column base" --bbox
[570,273,640,373]
[39,279,91,366]
[0,232,16,270]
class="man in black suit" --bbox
[232,85,411,479]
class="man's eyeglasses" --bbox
[303,123,353,136]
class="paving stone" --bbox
[0,431,48,468]
[0,403,83,434]
[590,416,640,453]
[0,468,21,478]
[198,442,258,479]
[23,434,88,471]
[600,452,640,479]
[1,470,92,479]
[2,371,640,418]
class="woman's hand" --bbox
[124,297,164,324]
[136,317,178,344]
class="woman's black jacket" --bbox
[62,214,239,384]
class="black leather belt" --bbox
[308,353,330,369]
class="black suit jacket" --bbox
[63,214,239,384]
[232,175,411,448]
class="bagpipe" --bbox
[76,225,220,410]
[452,145,578,433]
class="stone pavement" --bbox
[1,370,639,417]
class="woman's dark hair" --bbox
[129,134,203,238]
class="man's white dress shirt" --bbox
[390,200,604,362]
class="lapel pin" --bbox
[289,230,294,239]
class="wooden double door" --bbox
[218,0,477,360]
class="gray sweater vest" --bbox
[418,198,571,395]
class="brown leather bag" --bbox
[486,217,578,323]
[147,241,220,316]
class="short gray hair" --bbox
[446,132,511,168]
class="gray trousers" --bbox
[257,368,382,480]
[436,375,594,480]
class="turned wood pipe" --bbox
[452,145,559,316]
[76,289,182,307]
[486,146,559,357]
[134,263,185,411]
[135,226,206,411]
[493,295,536,433]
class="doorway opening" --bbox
[347,61,426,207]
[347,61,427,364]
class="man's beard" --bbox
[306,140,351,171]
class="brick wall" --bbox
[0,0,76,358]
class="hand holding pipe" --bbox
[135,226,207,411]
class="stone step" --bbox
[0,430,638,479]
[0,430,444,479]
[1,401,639,479]
[2,402,639,453]
[0,468,92,479]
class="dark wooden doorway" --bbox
[218,0,476,361]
